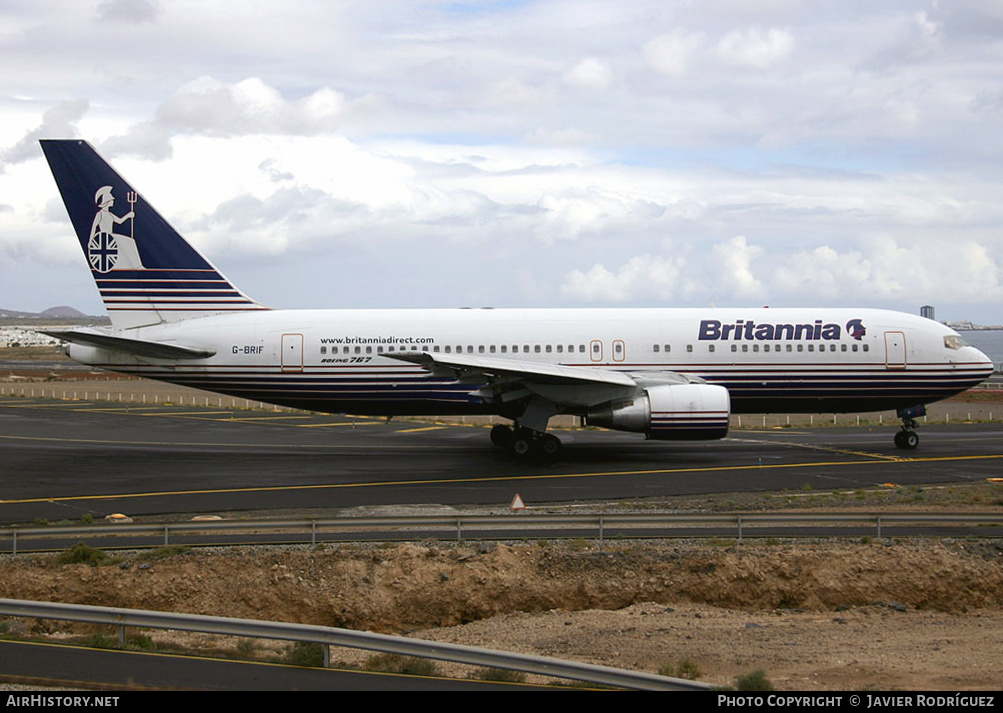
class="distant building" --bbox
[921,305,935,321]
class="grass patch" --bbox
[364,652,439,677]
[55,543,114,567]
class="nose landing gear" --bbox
[894,405,926,450]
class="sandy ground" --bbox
[1,538,1002,691]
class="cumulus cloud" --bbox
[643,31,705,77]
[562,254,690,303]
[102,78,383,159]
[563,57,613,90]
[1,100,88,167]
[716,28,794,68]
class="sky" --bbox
[2,0,1003,324]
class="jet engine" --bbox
[585,383,730,440]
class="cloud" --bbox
[101,77,384,159]
[1,100,89,167]
[643,31,705,77]
[716,28,794,69]
[96,0,161,24]
[562,253,690,303]
[563,57,613,90]
[711,235,764,299]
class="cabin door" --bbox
[281,333,304,373]
[884,331,906,369]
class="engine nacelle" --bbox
[585,383,730,440]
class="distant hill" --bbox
[0,306,108,325]
[38,305,87,318]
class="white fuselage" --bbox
[67,306,993,418]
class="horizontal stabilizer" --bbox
[41,329,216,360]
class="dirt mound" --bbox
[5,541,1001,629]
[3,539,1002,689]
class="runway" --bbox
[2,395,1002,525]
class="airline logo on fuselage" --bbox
[698,319,867,342]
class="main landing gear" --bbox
[894,405,926,450]
[490,424,562,460]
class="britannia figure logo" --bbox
[846,319,867,341]
[88,186,143,272]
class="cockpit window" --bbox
[944,335,968,350]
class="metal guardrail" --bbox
[1,512,1001,554]
[0,598,707,691]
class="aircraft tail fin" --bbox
[40,139,267,329]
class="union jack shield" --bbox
[88,231,119,273]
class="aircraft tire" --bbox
[894,430,919,449]
[536,433,562,459]
[490,424,514,448]
[511,432,534,457]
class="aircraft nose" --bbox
[970,346,996,376]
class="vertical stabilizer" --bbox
[40,139,267,329]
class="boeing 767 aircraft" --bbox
[38,139,994,458]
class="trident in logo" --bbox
[127,191,137,240]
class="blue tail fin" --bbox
[40,140,267,329]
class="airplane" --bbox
[38,139,994,459]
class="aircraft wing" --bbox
[392,351,635,386]
[41,328,216,360]
[389,351,675,409]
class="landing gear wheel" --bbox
[536,433,562,460]
[490,424,514,448]
[894,429,919,450]
[510,430,535,457]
